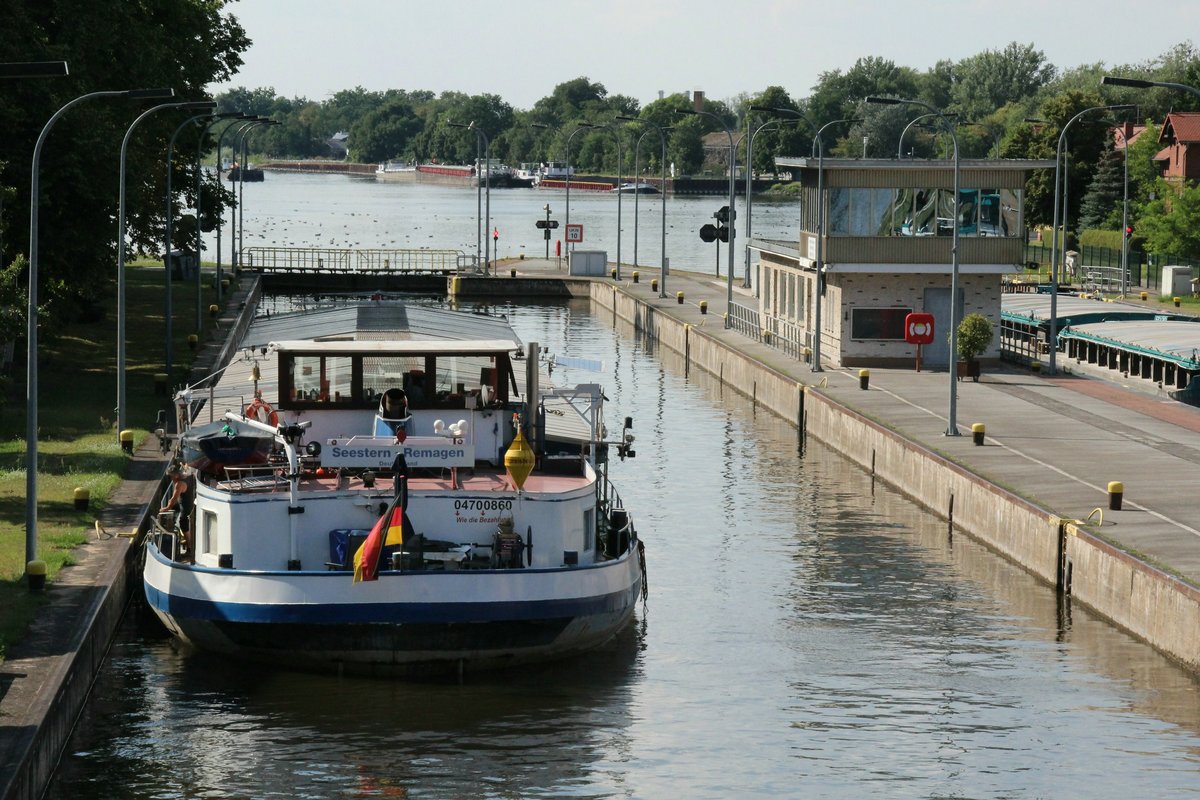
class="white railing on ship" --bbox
[240,247,472,275]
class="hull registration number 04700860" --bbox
[454,499,513,513]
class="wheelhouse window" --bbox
[828,187,1022,238]
[278,348,515,411]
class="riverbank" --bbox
[7,257,1200,798]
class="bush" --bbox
[955,312,994,362]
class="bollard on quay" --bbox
[27,560,46,593]
[700,300,708,315]
[859,369,869,390]
[1108,481,1124,511]
[676,291,684,304]
[74,487,90,511]
[972,423,985,446]
[651,278,658,292]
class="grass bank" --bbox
[0,262,229,661]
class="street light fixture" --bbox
[675,108,736,325]
[25,85,174,573]
[867,95,963,436]
[0,61,68,78]
[617,116,671,297]
[898,112,959,158]
[449,121,492,274]
[1045,103,1136,375]
[235,119,279,269]
[194,113,245,332]
[557,124,596,265]
[749,105,839,369]
[214,117,262,300]
[165,104,217,385]
[117,99,213,441]
[1102,76,1200,295]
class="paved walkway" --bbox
[511,256,1200,588]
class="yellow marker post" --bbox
[972,422,985,446]
[1108,481,1124,511]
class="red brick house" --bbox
[1153,112,1200,183]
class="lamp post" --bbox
[1046,103,1135,375]
[676,108,736,325]
[1102,76,1200,292]
[868,96,962,435]
[617,116,671,297]
[227,118,273,283]
[25,87,174,571]
[751,106,826,367]
[214,117,261,302]
[560,124,595,264]
[449,121,491,273]
[897,112,960,158]
[164,104,217,385]
[592,122,627,279]
[742,116,786,290]
[117,99,209,441]
[235,120,278,269]
[194,114,245,333]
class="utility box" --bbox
[569,250,607,276]
[1162,265,1193,297]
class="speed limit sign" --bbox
[565,223,583,243]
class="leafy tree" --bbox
[1137,178,1200,258]
[0,0,248,324]
[950,43,1056,122]
[349,97,422,162]
[807,57,920,126]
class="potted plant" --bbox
[954,312,993,382]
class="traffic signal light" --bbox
[714,206,730,225]
[1125,226,1133,240]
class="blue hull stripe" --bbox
[144,582,640,625]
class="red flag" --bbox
[353,497,406,583]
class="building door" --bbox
[923,287,964,370]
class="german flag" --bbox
[352,495,406,583]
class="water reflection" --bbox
[50,299,1200,799]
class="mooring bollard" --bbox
[700,300,708,315]
[1108,481,1124,511]
[972,422,985,446]
[632,271,639,283]
[611,268,618,280]
[74,487,90,511]
[27,560,46,593]
[651,278,658,292]
[1175,296,1182,308]
[209,303,219,319]
[120,429,134,454]
[1140,291,1148,301]
[859,369,870,390]
[187,334,198,351]
[676,291,684,304]
[510,268,517,277]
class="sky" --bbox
[208,0,1198,110]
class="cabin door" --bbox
[922,287,964,370]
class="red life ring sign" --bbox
[905,313,935,345]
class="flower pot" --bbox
[957,360,981,382]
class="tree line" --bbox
[3,2,1200,340]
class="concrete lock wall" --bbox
[590,278,1200,674]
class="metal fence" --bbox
[727,300,761,341]
[1021,242,1200,294]
[241,247,472,275]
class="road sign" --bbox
[535,220,560,229]
[565,223,583,243]
[699,223,718,243]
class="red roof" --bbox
[1161,112,1200,144]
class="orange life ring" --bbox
[244,398,279,427]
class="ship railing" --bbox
[241,247,471,275]
[218,464,287,493]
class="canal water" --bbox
[48,176,1200,797]
[50,299,1200,798]
[202,170,802,274]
